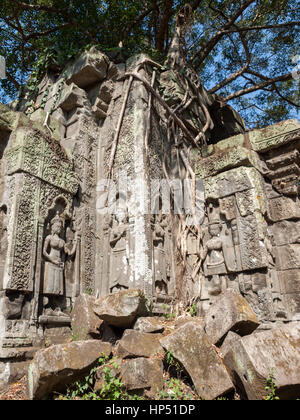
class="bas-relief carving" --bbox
[185,225,201,302]
[195,128,300,320]
[201,222,228,297]
[197,182,287,319]
[0,128,79,344]
[43,213,77,295]
[0,48,300,362]
[152,214,168,296]
[151,214,175,302]
[0,205,8,289]
[109,212,130,293]
[41,201,79,320]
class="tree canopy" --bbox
[0,0,299,128]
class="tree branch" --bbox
[122,7,154,42]
[221,21,300,33]
[191,0,256,67]
[243,69,300,107]
[10,1,66,14]
[224,72,294,101]
[5,71,20,90]
[23,23,72,41]
[273,84,300,107]
[157,0,174,53]
[209,32,251,93]
[11,0,95,42]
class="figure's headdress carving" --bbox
[50,211,64,228]
[208,220,222,232]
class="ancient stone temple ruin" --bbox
[0,47,299,392]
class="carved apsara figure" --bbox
[152,215,168,295]
[264,229,287,318]
[109,212,129,293]
[43,212,77,297]
[201,222,227,296]
[0,205,8,284]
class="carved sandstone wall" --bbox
[0,47,299,390]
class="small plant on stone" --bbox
[85,288,93,296]
[165,351,183,376]
[99,365,124,400]
[99,360,143,401]
[164,312,177,320]
[57,353,142,401]
[265,369,280,400]
[58,353,109,400]
[190,304,198,317]
[145,296,153,314]
[157,378,195,400]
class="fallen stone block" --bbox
[133,317,164,333]
[27,341,112,400]
[220,331,241,359]
[100,322,122,345]
[94,289,149,329]
[116,330,164,359]
[0,350,37,395]
[94,359,122,393]
[121,358,164,395]
[205,289,259,345]
[160,322,234,400]
[71,294,102,340]
[94,357,163,397]
[224,323,300,400]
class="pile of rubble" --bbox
[27,289,300,400]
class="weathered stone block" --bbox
[116,330,164,359]
[220,331,241,359]
[121,358,164,394]
[195,147,259,179]
[133,317,164,333]
[271,220,300,246]
[63,49,109,88]
[249,119,300,152]
[204,289,259,345]
[275,245,300,271]
[237,214,268,270]
[224,323,300,400]
[94,356,164,397]
[30,109,61,140]
[204,167,262,200]
[55,83,87,112]
[0,103,18,131]
[160,322,234,400]
[94,289,149,329]
[71,294,102,340]
[267,196,300,221]
[27,341,112,400]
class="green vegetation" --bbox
[190,303,198,317]
[265,369,280,401]
[0,0,298,127]
[57,353,142,401]
[157,378,195,400]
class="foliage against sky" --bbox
[0,0,299,128]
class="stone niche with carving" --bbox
[0,107,79,353]
[190,119,300,322]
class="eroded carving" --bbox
[109,212,130,293]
